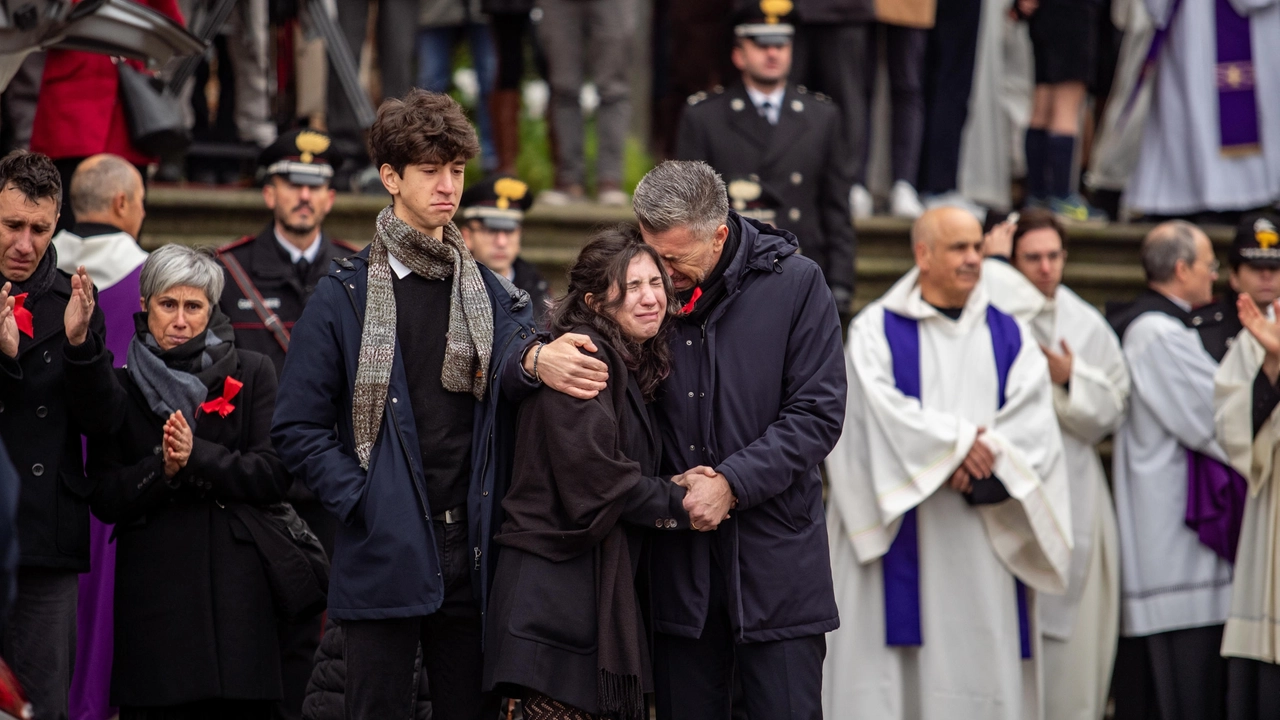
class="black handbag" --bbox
[116,60,191,156]
[230,502,330,619]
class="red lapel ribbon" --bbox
[11,293,32,338]
[680,287,703,315]
[200,376,243,418]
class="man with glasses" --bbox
[1105,220,1233,719]
[988,208,1130,720]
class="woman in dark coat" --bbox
[483,225,694,720]
[87,244,290,720]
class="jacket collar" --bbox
[722,211,800,295]
[20,270,74,354]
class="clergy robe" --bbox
[1085,0,1155,197]
[1114,307,1233,636]
[1213,324,1280,717]
[52,225,147,720]
[1029,287,1128,720]
[823,267,1072,720]
[1128,0,1280,215]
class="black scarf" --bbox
[677,218,741,326]
[5,243,59,302]
[126,308,239,422]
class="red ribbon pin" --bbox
[680,287,703,315]
[11,293,32,338]
[200,376,243,418]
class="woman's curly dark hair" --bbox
[549,224,680,401]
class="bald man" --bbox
[1107,221,1232,720]
[824,207,1072,720]
[49,153,149,720]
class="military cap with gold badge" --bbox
[459,175,534,232]
[258,128,335,187]
[733,0,797,47]
[1230,211,1280,269]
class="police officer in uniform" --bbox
[215,128,356,720]
[676,0,857,313]
[457,174,552,325]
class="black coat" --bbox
[483,329,689,714]
[676,83,857,294]
[88,348,291,706]
[0,270,119,570]
[650,213,846,643]
[511,257,551,329]
[216,226,361,380]
[302,618,432,720]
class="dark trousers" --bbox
[1,567,79,720]
[1227,657,1280,720]
[652,572,825,720]
[1112,625,1227,720]
[917,0,982,194]
[325,0,417,160]
[342,520,495,720]
[275,500,335,720]
[793,23,871,189]
[120,700,273,720]
[861,24,927,185]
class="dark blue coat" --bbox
[271,247,537,621]
[650,212,847,643]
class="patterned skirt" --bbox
[522,693,606,720]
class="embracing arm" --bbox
[270,279,369,525]
[716,265,849,510]
[188,355,290,504]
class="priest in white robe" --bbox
[1128,0,1280,216]
[1109,220,1232,719]
[1211,212,1280,720]
[996,210,1130,720]
[823,207,1073,720]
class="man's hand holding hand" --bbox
[677,466,736,531]
[952,428,995,493]
[526,333,609,399]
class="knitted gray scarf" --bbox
[352,206,493,469]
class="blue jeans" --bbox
[417,24,498,173]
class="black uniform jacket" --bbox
[676,82,857,294]
[217,225,361,379]
[0,271,119,571]
[511,256,551,328]
[87,349,290,706]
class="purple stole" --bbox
[882,306,1033,659]
[1185,450,1248,564]
[1127,0,1260,154]
[69,265,142,720]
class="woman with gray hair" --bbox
[87,243,291,719]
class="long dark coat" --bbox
[0,270,119,571]
[88,348,290,706]
[271,247,538,622]
[483,329,688,713]
[649,212,847,644]
[676,83,857,294]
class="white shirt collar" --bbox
[744,85,785,125]
[387,252,412,279]
[274,228,323,264]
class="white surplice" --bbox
[823,268,1072,720]
[1214,326,1280,663]
[1114,310,1233,638]
[1128,0,1280,215]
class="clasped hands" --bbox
[948,428,996,494]
[163,410,193,479]
[673,466,736,532]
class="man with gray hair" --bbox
[48,152,149,720]
[628,160,846,718]
[1106,220,1232,718]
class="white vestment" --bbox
[1214,327,1280,663]
[51,228,148,291]
[823,268,1072,720]
[1085,0,1155,197]
[1114,310,1233,637]
[1128,0,1280,215]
